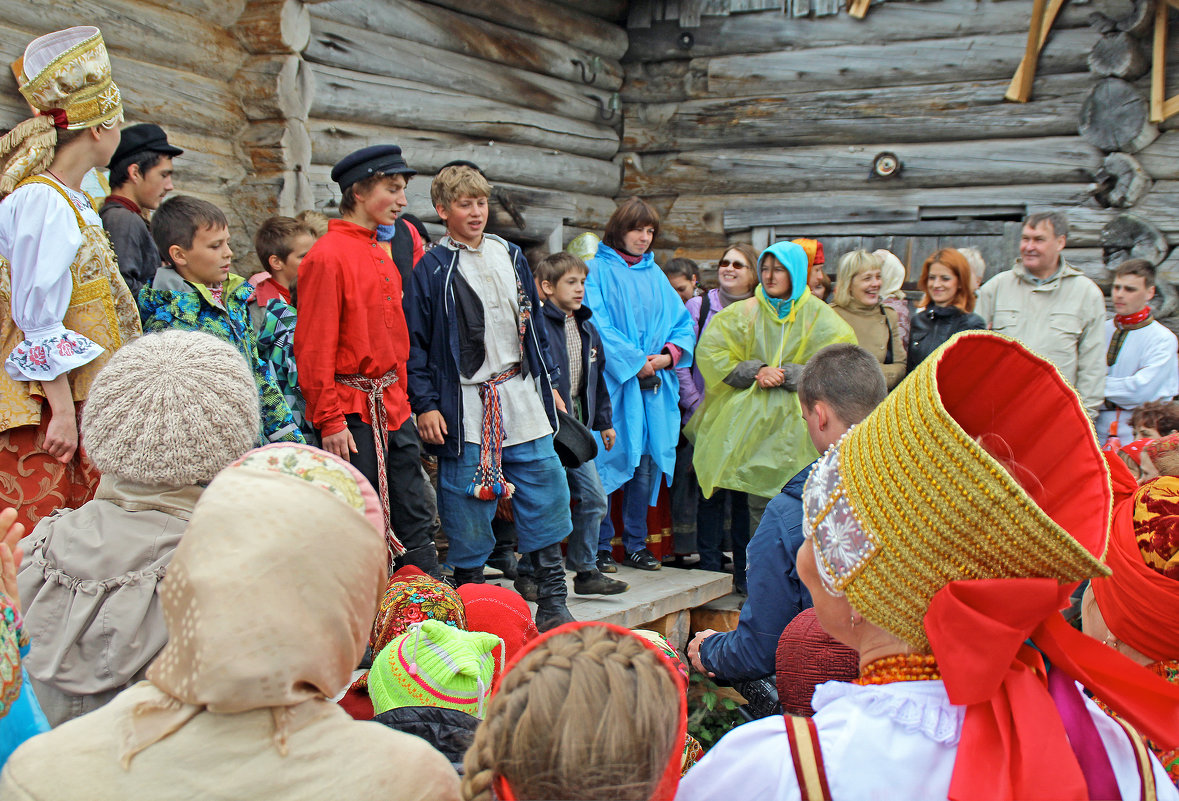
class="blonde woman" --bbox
[873,249,911,349]
[831,250,906,389]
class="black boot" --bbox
[488,517,519,579]
[395,543,442,581]
[450,565,486,587]
[513,553,539,601]
[531,543,575,632]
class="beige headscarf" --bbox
[874,249,908,300]
[120,444,388,767]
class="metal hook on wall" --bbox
[571,56,602,85]
[585,92,620,122]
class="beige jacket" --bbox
[0,683,462,801]
[975,259,1106,419]
[833,301,907,389]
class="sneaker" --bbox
[513,574,539,602]
[625,548,661,571]
[574,570,629,595]
[597,550,619,573]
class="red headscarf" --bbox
[491,622,687,801]
[1092,479,1179,662]
[456,583,538,682]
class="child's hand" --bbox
[417,410,448,445]
[0,508,24,608]
[321,428,358,461]
[552,390,567,414]
[601,428,616,451]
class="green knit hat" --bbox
[369,619,503,717]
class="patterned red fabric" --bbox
[775,609,860,717]
[0,405,98,533]
[605,482,673,560]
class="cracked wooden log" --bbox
[1079,78,1159,152]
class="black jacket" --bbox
[539,299,613,432]
[372,706,480,774]
[99,200,161,297]
[907,305,987,371]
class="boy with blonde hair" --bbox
[407,165,575,631]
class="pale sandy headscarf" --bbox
[119,443,387,767]
[874,249,908,300]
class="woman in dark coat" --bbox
[907,248,986,371]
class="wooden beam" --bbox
[1153,0,1168,121]
[1006,0,1063,102]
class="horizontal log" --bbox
[234,55,313,123]
[688,28,1097,100]
[138,0,248,24]
[1133,131,1179,179]
[305,17,618,126]
[623,72,1094,152]
[419,0,628,59]
[308,119,620,196]
[3,0,243,82]
[310,0,623,90]
[622,137,1102,195]
[307,165,616,242]
[550,0,627,19]
[623,0,1111,59]
[241,120,311,173]
[1079,78,1158,153]
[307,62,620,160]
[234,0,311,54]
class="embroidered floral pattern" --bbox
[803,434,878,594]
[4,330,102,379]
[0,593,26,718]
[1133,479,1179,579]
[233,446,367,513]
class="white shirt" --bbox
[0,180,105,381]
[446,234,551,447]
[675,680,1177,801]
[1099,318,1179,444]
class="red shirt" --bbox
[249,272,291,305]
[294,219,412,437]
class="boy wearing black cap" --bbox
[100,123,182,296]
[294,145,441,577]
[406,164,576,631]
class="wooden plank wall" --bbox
[0,0,264,268]
[301,0,626,250]
[621,0,1179,289]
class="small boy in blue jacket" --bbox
[405,165,575,631]
[533,252,628,597]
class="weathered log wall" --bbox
[0,1,263,266]
[622,0,1176,296]
[302,0,626,248]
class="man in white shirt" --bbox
[1100,259,1179,445]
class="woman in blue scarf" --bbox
[688,241,856,590]
[584,198,695,572]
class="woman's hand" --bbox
[41,374,78,463]
[756,366,786,388]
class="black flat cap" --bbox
[553,409,598,469]
[332,145,416,192]
[108,123,183,169]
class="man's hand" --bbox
[687,629,718,677]
[553,390,567,414]
[756,366,786,389]
[417,410,448,445]
[601,428,617,451]
[0,508,24,608]
[321,428,358,461]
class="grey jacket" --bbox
[99,200,162,297]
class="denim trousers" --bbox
[598,453,656,554]
[565,459,608,573]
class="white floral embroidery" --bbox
[802,437,878,594]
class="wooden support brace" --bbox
[1006,0,1066,102]
[847,0,872,20]
[1149,0,1179,122]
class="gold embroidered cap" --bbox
[803,331,1111,650]
[18,26,122,130]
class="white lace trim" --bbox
[813,680,964,746]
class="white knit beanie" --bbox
[82,331,261,487]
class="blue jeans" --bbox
[697,488,749,577]
[438,435,571,569]
[598,454,656,554]
[566,460,608,573]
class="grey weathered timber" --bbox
[234,0,311,54]
[1079,78,1159,153]
[305,17,618,127]
[621,137,1102,194]
[236,55,313,123]
[140,0,247,21]
[309,0,624,90]
[2,0,244,82]
[1094,152,1153,207]
[549,0,628,20]
[1088,31,1149,79]
[1102,213,1170,264]
[1087,0,1154,35]
[307,62,620,160]
[419,0,629,59]
[308,120,620,196]
[623,0,1115,59]
[1137,131,1179,178]
[623,73,1093,151]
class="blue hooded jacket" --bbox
[756,240,810,319]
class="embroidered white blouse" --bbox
[675,680,1177,801]
[0,180,105,383]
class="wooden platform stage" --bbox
[486,564,740,651]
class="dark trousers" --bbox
[697,488,749,583]
[344,413,438,562]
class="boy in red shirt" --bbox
[294,146,439,576]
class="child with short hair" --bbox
[407,164,574,631]
[533,251,627,596]
[662,257,699,303]
[251,216,316,306]
[294,146,441,577]
[140,195,302,444]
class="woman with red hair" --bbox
[906,248,985,371]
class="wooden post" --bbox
[1006,0,1063,102]
[1152,0,1167,121]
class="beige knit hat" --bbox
[82,331,261,487]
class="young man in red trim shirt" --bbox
[294,145,439,576]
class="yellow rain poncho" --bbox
[689,242,856,500]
